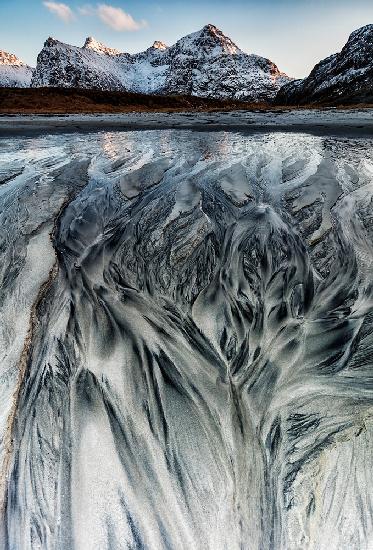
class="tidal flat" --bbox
[1,124,373,549]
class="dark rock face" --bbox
[276,24,373,105]
[31,37,127,90]
[31,25,291,102]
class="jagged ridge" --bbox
[31,24,291,102]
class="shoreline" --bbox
[1,110,373,137]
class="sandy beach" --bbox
[1,109,373,137]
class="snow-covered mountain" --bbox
[0,50,33,87]
[31,25,291,102]
[276,24,373,105]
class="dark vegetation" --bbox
[1,87,372,114]
[0,87,264,114]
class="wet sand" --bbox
[2,128,373,549]
[1,109,373,137]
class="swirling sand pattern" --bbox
[1,130,373,549]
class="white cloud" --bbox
[97,4,147,31]
[43,1,74,22]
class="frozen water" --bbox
[1,128,373,549]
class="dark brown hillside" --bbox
[0,87,266,114]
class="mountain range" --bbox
[1,23,373,105]
[30,25,290,102]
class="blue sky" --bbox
[1,0,373,78]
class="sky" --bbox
[1,0,373,78]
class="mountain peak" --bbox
[83,37,121,56]
[182,24,241,55]
[0,50,26,67]
[152,41,168,51]
[44,37,58,47]
[202,23,220,33]
[0,49,33,87]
